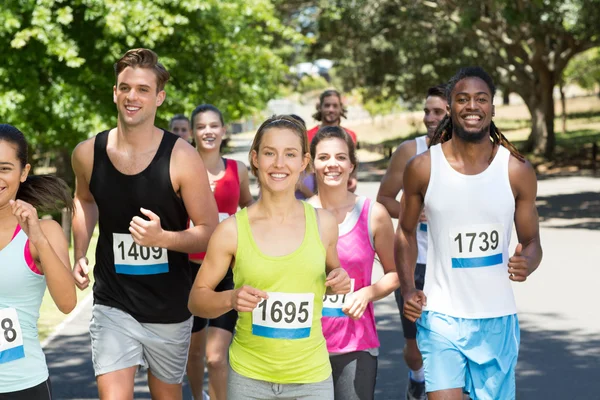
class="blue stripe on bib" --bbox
[452,253,502,269]
[252,325,311,339]
[115,263,169,275]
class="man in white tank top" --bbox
[377,85,447,400]
[396,67,542,400]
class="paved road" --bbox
[45,175,600,399]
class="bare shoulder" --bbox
[211,216,238,252]
[172,137,201,161]
[370,200,392,223]
[71,136,96,172]
[235,160,249,173]
[39,219,64,236]
[390,139,418,166]
[406,149,431,174]
[316,207,337,231]
[508,154,537,197]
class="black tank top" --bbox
[89,130,191,323]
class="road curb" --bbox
[41,293,93,349]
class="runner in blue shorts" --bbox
[396,67,542,400]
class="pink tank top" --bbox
[322,197,380,353]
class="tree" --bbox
[0,0,299,183]
[564,48,600,95]
[306,0,600,157]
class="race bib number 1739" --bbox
[449,224,504,269]
[0,308,24,364]
[252,292,314,340]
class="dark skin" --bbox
[396,77,543,399]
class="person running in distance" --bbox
[186,104,254,400]
[0,124,76,400]
[376,84,448,400]
[307,126,399,399]
[169,114,192,142]
[397,67,542,400]
[307,90,359,193]
[188,115,351,399]
[71,48,218,400]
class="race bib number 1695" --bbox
[0,308,24,364]
[252,292,314,340]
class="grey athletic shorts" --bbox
[227,367,333,400]
[90,304,192,384]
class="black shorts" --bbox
[190,263,237,334]
[394,263,426,340]
[0,378,52,400]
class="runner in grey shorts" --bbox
[90,305,192,384]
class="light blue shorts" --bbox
[416,311,519,400]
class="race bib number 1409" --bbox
[252,292,314,340]
[0,308,24,364]
[113,233,169,275]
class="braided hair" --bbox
[429,67,525,163]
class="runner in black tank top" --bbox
[71,48,218,400]
[90,129,190,323]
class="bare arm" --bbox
[34,220,77,314]
[509,157,543,279]
[317,208,351,295]
[396,153,429,295]
[377,140,416,218]
[160,140,219,253]
[189,216,268,318]
[363,202,400,302]
[237,160,255,208]
[71,139,98,262]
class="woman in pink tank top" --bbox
[308,126,399,400]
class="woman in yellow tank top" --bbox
[189,115,351,400]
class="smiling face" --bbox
[423,95,448,137]
[113,67,166,128]
[0,140,29,208]
[251,128,309,193]
[313,137,354,189]
[319,94,343,125]
[450,77,494,143]
[194,111,226,152]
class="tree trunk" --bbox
[559,79,567,134]
[524,69,556,158]
[503,90,510,105]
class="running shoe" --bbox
[406,377,427,400]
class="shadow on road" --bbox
[537,191,600,230]
[45,308,600,399]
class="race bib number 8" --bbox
[449,224,504,268]
[113,233,169,275]
[0,308,24,364]
[322,279,355,317]
[252,292,314,339]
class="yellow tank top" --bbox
[229,201,331,384]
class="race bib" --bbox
[252,292,314,339]
[322,279,355,317]
[449,224,504,268]
[113,233,169,275]
[0,308,24,364]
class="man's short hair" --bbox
[427,84,448,101]
[114,48,170,92]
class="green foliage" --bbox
[296,74,329,93]
[564,48,600,92]
[0,0,301,165]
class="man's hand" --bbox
[403,289,427,323]
[508,243,529,282]
[73,256,90,290]
[129,208,165,248]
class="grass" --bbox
[38,227,98,342]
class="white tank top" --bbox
[423,144,517,318]
[415,135,428,264]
